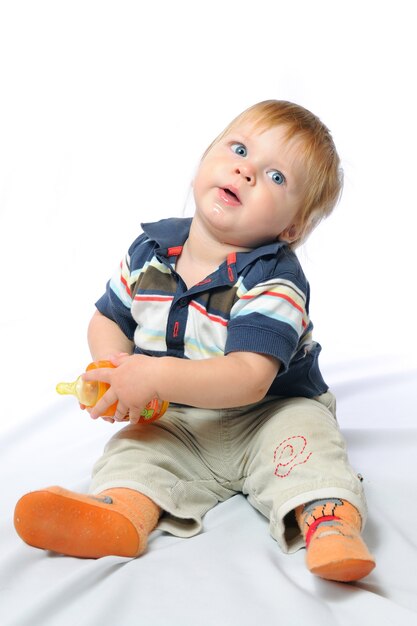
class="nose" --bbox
[235,163,256,185]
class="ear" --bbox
[279,223,299,243]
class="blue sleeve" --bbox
[95,232,150,341]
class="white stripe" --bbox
[184,305,228,359]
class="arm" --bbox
[84,351,280,422]
[87,310,134,361]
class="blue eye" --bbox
[268,170,286,185]
[231,143,247,157]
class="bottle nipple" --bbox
[56,380,77,397]
[56,376,99,407]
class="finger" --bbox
[113,403,129,422]
[86,407,99,420]
[89,389,118,420]
[127,409,142,424]
[82,367,113,384]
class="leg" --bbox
[242,393,375,581]
[14,486,161,558]
[89,409,240,538]
[14,406,236,557]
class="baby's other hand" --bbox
[105,352,131,367]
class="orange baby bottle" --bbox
[56,360,169,422]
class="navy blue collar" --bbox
[141,217,289,271]
[142,217,192,249]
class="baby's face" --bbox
[193,122,307,249]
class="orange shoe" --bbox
[14,486,160,559]
[296,498,376,582]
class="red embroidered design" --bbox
[173,321,180,337]
[273,435,312,478]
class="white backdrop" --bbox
[0,0,415,434]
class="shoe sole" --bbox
[14,487,140,558]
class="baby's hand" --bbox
[83,354,158,424]
[80,354,130,424]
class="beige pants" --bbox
[90,392,366,553]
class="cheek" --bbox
[193,159,211,190]
[192,169,205,200]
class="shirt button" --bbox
[179,298,188,307]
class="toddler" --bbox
[14,100,375,582]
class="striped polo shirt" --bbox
[96,217,328,398]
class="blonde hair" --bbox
[205,100,343,247]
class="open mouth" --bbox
[224,188,239,200]
[219,186,241,205]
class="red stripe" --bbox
[241,290,304,314]
[120,274,131,297]
[189,300,228,327]
[134,295,173,302]
[305,515,340,547]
